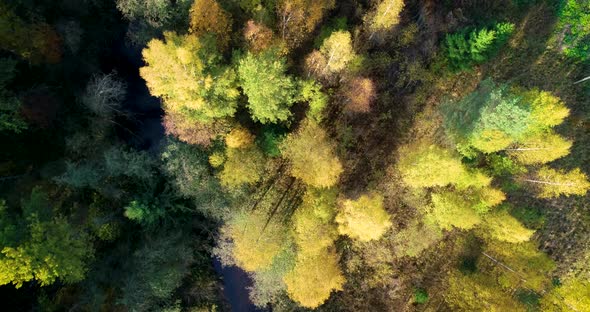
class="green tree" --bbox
[445,23,514,71]
[140,32,239,124]
[524,167,590,198]
[161,139,228,219]
[124,200,166,227]
[0,189,93,288]
[298,80,329,122]
[237,50,298,123]
[336,192,392,242]
[280,120,343,188]
[121,231,194,311]
[0,58,26,133]
[283,247,345,308]
[428,187,505,230]
[443,80,532,153]
[555,0,590,60]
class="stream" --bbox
[106,34,260,311]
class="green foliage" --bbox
[124,200,166,227]
[0,58,26,133]
[0,189,93,288]
[141,32,239,124]
[540,277,590,311]
[392,221,442,258]
[445,23,515,71]
[161,139,228,219]
[485,154,527,177]
[428,188,502,230]
[398,144,491,189]
[293,187,338,254]
[555,0,590,61]
[257,126,286,157]
[121,231,194,310]
[298,79,329,122]
[237,50,298,123]
[414,288,428,304]
[218,146,266,188]
[314,17,347,48]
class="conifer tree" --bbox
[445,23,514,71]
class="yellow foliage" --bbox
[140,32,239,124]
[482,210,534,243]
[283,247,345,308]
[225,127,255,148]
[366,0,405,32]
[218,146,265,188]
[336,192,392,242]
[189,0,231,49]
[226,210,289,272]
[292,188,338,255]
[280,120,343,188]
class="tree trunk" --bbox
[523,179,575,187]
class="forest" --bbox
[0,0,589,311]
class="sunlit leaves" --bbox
[336,192,392,241]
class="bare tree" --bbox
[81,71,126,118]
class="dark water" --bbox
[213,258,261,312]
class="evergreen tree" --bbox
[445,23,514,71]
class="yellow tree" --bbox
[428,187,505,230]
[218,146,266,188]
[189,0,232,49]
[283,247,345,308]
[225,127,255,148]
[524,167,590,198]
[507,131,572,164]
[365,0,405,36]
[140,32,239,124]
[280,120,343,188]
[292,187,338,255]
[446,271,527,312]
[481,210,534,243]
[336,192,392,242]
[540,277,590,312]
[225,210,289,272]
[520,89,570,133]
[277,0,335,49]
[397,144,491,189]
